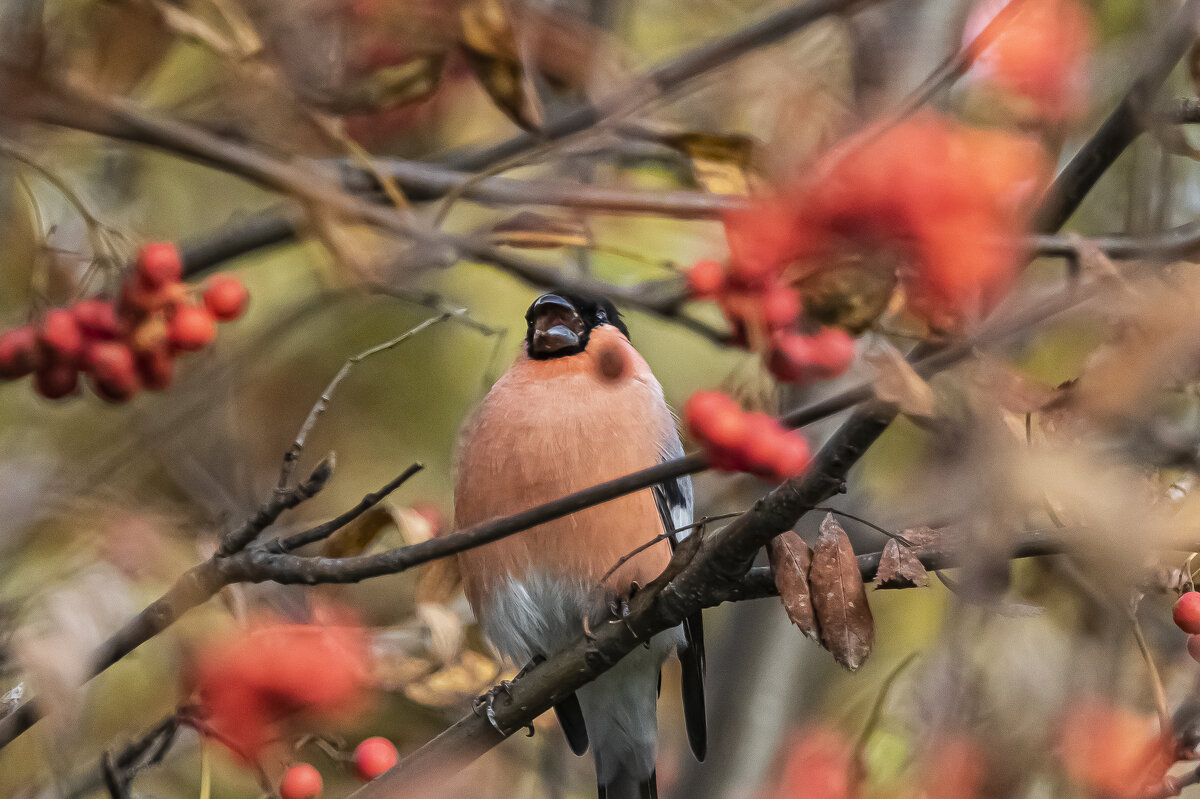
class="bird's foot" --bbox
[472,680,515,733]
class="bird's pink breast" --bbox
[453,327,676,621]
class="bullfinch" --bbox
[453,290,706,799]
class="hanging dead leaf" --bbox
[321,504,398,558]
[874,539,929,589]
[799,256,898,334]
[867,341,935,419]
[459,0,543,129]
[416,556,463,604]
[767,531,819,640]
[487,211,590,249]
[810,514,874,671]
[664,133,762,196]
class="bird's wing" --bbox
[653,431,707,762]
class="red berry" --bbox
[87,342,139,402]
[136,346,174,391]
[1188,634,1200,664]
[72,299,121,340]
[38,309,84,365]
[280,764,322,799]
[767,332,815,383]
[0,326,39,379]
[806,327,856,379]
[761,283,800,330]
[742,412,786,475]
[167,305,216,351]
[34,363,78,399]
[136,242,182,288]
[1175,592,1200,635]
[687,260,727,298]
[772,434,812,479]
[203,274,249,321]
[685,391,746,451]
[353,737,398,781]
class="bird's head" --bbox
[523,291,629,360]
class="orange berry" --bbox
[203,275,249,321]
[168,305,216,352]
[0,326,39,379]
[353,737,398,781]
[742,413,786,474]
[806,327,856,379]
[280,764,322,799]
[136,242,182,288]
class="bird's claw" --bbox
[472,680,515,734]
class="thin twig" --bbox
[219,458,334,555]
[813,506,912,546]
[278,313,453,488]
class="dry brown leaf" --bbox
[810,514,874,671]
[867,341,935,419]
[767,531,819,640]
[403,650,502,708]
[665,133,762,196]
[459,0,543,129]
[321,504,398,558]
[799,257,898,334]
[874,539,929,589]
[487,211,590,249]
[417,602,464,665]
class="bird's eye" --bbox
[595,310,608,323]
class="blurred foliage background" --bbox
[4,0,1200,798]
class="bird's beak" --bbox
[530,294,585,356]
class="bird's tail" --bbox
[597,769,657,799]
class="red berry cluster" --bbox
[0,243,248,402]
[277,737,398,799]
[687,259,855,386]
[1174,591,1200,662]
[685,391,812,481]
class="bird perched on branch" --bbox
[453,290,706,799]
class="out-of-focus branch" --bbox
[1033,0,1200,233]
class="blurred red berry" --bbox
[723,199,797,288]
[923,735,986,799]
[1175,592,1200,634]
[136,346,174,391]
[742,413,785,474]
[0,326,39,379]
[280,764,323,799]
[774,726,856,799]
[136,242,183,288]
[1058,701,1173,799]
[88,342,140,403]
[353,737,398,781]
[203,275,249,321]
[168,306,216,352]
[1188,635,1200,664]
[686,259,727,298]
[761,283,800,330]
[72,299,121,340]
[772,434,812,479]
[34,363,78,399]
[191,615,368,760]
[37,309,84,365]
[806,328,856,378]
[969,0,1093,121]
[685,391,746,452]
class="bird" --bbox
[453,290,706,799]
